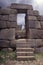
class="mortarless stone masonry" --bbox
[0,3,43,60]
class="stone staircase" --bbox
[16,39,35,60]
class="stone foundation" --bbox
[0,3,43,54]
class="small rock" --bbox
[8,48,13,52]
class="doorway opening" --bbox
[15,13,26,39]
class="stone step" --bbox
[16,48,34,49]
[17,45,31,48]
[16,44,32,47]
[16,48,35,60]
[16,40,35,60]
[16,44,35,47]
[17,56,35,60]
[17,44,31,46]
[16,48,34,52]
[16,53,34,56]
[17,52,33,54]
[16,43,35,47]
[17,56,35,58]
[16,52,34,56]
[15,39,27,43]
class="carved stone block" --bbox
[1,15,8,21]
[11,3,33,10]
[7,21,17,28]
[0,29,15,40]
[27,16,37,21]
[29,29,43,39]
[9,14,17,22]
[0,40,10,47]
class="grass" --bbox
[0,50,16,63]
[35,53,43,59]
[0,50,43,64]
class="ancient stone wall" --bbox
[27,9,43,52]
[0,8,17,47]
[0,3,43,52]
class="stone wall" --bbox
[0,3,43,50]
[27,9,43,52]
[0,8,17,47]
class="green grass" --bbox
[35,53,43,59]
[0,50,16,63]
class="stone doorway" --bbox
[15,9,28,39]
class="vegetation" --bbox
[0,50,43,64]
[35,53,43,59]
[0,50,16,63]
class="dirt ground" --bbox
[0,59,43,65]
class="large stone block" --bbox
[11,3,33,10]
[27,10,39,16]
[35,48,40,53]
[36,16,43,21]
[0,9,10,15]
[27,39,43,47]
[37,30,43,39]
[40,21,43,28]
[7,21,17,28]
[36,16,41,21]
[27,10,33,15]
[0,29,15,40]
[27,39,43,48]
[40,16,43,21]
[1,15,8,21]
[33,10,39,16]
[35,47,43,53]
[29,29,36,39]
[10,9,17,14]
[0,9,1,14]
[9,14,17,22]
[0,21,7,28]
[0,8,17,15]
[27,39,36,47]
[0,21,17,29]
[29,21,41,28]
[27,16,37,21]
[36,39,43,47]
[29,21,35,28]
[0,40,10,47]
[10,40,16,47]
[35,21,41,28]
[40,47,43,52]
[29,29,43,39]
[0,15,1,20]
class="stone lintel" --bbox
[11,3,33,10]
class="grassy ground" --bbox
[0,51,43,65]
[35,53,43,59]
[0,50,16,64]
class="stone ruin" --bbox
[0,3,43,60]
